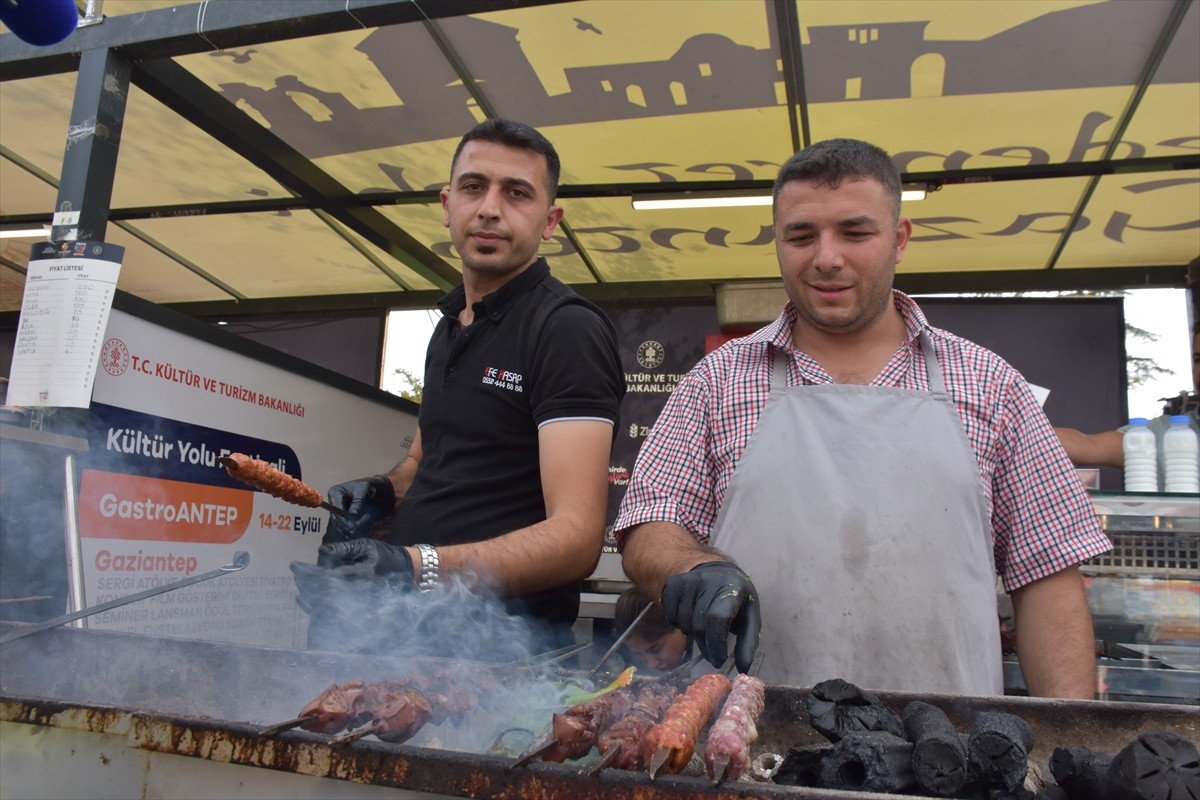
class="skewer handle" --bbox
[329,721,378,745]
[257,715,318,736]
[509,736,559,770]
[648,747,671,780]
[710,753,732,785]
[585,743,623,777]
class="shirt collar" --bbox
[437,258,550,320]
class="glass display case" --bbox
[1006,491,1200,704]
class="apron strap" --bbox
[770,348,789,395]
[919,330,945,393]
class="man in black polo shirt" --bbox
[291,120,625,655]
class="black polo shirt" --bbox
[390,259,625,632]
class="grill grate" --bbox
[1085,532,1200,577]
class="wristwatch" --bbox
[416,544,440,592]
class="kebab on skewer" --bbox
[331,682,434,745]
[705,673,766,784]
[264,666,491,742]
[586,680,679,775]
[642,672,732,779]
[505,664,637,767]
[219,452,333,510]
[259,679,367,736]
[541,685,636,762]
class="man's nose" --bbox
[812,232,844,270]
[477,186,503,218]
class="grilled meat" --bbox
[642,673,732,777]
[705,674,765,783]
[542,686,636,763]
[596,681,678,770]
[221,452,322,507]
[298,680,366,733]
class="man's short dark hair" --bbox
[450,119,562,199]
[774,138,902,218]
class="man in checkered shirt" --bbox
[614,138,1111,697]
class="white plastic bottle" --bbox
[1162,416,1200,493]
[1123,417,1158,492]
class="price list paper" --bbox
[7,241,125,408]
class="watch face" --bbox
[636,340,665,369]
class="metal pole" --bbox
[62,453,87,623]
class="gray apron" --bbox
[710,333,1003,694]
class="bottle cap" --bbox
[1169,415,1191,424]
[1128,417,1150,426]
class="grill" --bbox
[2,623,1197,799]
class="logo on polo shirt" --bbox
[482,366,524,393]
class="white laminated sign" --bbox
[7,241,125,408]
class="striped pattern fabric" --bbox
[614,291,1111,590]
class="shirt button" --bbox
[449,365,456,372]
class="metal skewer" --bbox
[584,743,624,777]
[508,731,559,769]
[710,753,732,785]
[329,721,378,745]
[0,551,251,645]
[663,652,705,683]
[648,747,671,780]
[257,715,318,736]
[319,500,352,519]
[588,601,652,679]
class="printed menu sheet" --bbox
[7,241,125,408]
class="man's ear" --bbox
[543,204,565,240]
[894,216,913,265]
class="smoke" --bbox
[295,572,600,755]
[303,571,567,665]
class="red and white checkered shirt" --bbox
[614,291,1111,591]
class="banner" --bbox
[75,303,418,647]
[602,303,720,549]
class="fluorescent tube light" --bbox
[0,226,49,239]
[632,190,771,211]
[633,182,932,210]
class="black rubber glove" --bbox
[316,538,415,587]
[289,539,416,618]
[661,560,762,673]
[323,475,396,543]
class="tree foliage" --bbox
[392,367,423,403]
[1125,323,1170,389]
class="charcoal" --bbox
[818,730,916,794]
[1106,729,1200,800]
[993,786,1068,800]
[903,700,970,796]
[967,709,1035,792]
[804,678,905,742]
[1049,744,1113,799]
[773,744,830,787]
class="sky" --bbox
[1122,288,1193,419]
[380,288,1194,419]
